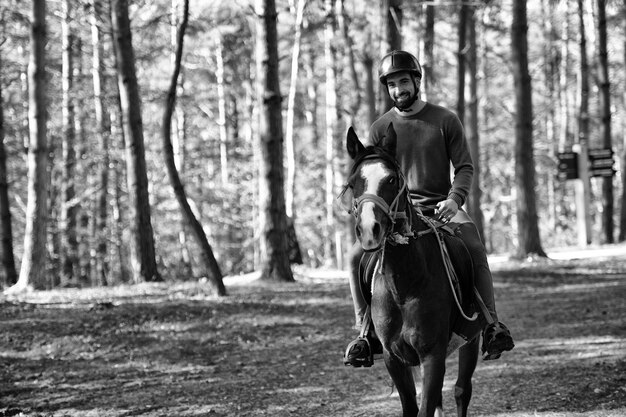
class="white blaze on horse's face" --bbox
[358,162,391,250]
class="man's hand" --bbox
[435,199,459,223]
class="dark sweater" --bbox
[368,103,474,208]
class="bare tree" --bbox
[465,4,485,239]
[162,0,226,295]
[0,48,18,286]
[91,0,110,284]
[284,0,306,219]
[618,0,626,242]
[456,1,468,125]
[111,0,161,282]
[511,0,547,258]
[8,0,49,292]
[381,0,402,111]
[60,0,79,284]
[421,3,435,101]
[595,0,614,243]
[170,0,192,275]
[323,0,344,267]
[255,0,294,282]
[215,34,229,186]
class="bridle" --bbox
[340,151,413,244]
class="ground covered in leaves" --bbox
[1,249,625,416]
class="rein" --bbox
[342,149,478,323]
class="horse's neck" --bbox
[382,208,437,293]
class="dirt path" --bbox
[1,256,625,416]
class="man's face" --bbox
[386,71,416,109]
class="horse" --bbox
[344,124,483,417]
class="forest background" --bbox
[1,0,626,292]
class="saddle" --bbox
[357,221,483,341]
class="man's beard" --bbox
[393,91,417,111]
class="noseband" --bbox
[352,179,408,226]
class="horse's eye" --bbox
[388,177,396,184]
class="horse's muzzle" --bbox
[356,222,386,252]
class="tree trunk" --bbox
[60,0,79,285]
[339,0,360,126]
[479,5,494,251]
[285,0,306,219]
[304,31,320,148]
[255,0,294,282]
[283,0,306,265]
[541,0,559,231]
[559,1,573,152]
[170,0,192,275]
[456,2,467,125]
[511,0,547,258]
[381,0,402,111]
[110,109,131,283]
[92,0,110,285]
[363,52,377,126]
[421,3,435,101]
[216,35,229,186]
[618,0,626,242]
[573,0,593,247]
[385,0,402,52]
[465,5,485,239]
[0,50,18,287]
[163,0,226,294]
[111,0,161,282]
[595,0,614,243]
[9,0,49,292]
[324,0,338,266]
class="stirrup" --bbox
[343,337,374,367]
[482,322,514,360]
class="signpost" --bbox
[557,151,579,180]
[588,148,616,177]
[557,146,616,246]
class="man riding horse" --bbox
[344,50,514,366]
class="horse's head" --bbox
[345,123,408,252]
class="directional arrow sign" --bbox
[588,148,615,177]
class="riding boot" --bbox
[344,242,382,367]
[455,223,514,360]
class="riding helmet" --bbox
[378,50,423,85]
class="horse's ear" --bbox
[346,126,365,159]
[379,123,397,156]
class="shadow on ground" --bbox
[1,257,625,416]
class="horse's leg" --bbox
[384,354,418,417]
[454,337,479,417]
[417,352,446,417]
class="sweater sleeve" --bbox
[444,113,474,207]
